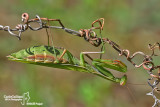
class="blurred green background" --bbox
[0,0,160,107]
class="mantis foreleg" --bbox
[79,51,127,85]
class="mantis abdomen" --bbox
[7,46,92,73]
[8,45,78,64]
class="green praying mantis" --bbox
[7,16,128,86]
[7,45,127,85]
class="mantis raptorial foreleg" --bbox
[79,50,127,85]
[92,60,127,85]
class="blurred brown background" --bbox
[0,0,160,107]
